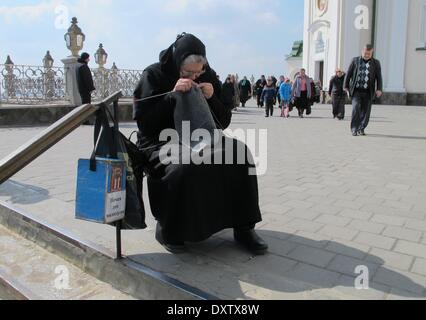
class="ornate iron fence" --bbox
[0,64,66,104]
[91,68,143,101]
[0,64,142,105]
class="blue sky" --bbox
[0,0,304,80]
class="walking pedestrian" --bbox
[261,77,276,118]
[279,77,292,118]
[344,44,383,136]
[292,69,313,118]
[255,76,266,108]
[238,76,252,107]
[329,69,346,120]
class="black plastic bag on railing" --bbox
[91,105,147,230]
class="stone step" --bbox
[0,224,133,300]
[0,199,217,300]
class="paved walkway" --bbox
[1,101,426,299]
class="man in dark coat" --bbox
[255,76,266,108]
[133,33,268,255]
[238,76,252,107]
[221,76,235,111]
[76,52,96,104]
[329,69,346,120]
[344,44,383,136]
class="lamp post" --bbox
[95,43,108,69]
[43,51,55,99]
[64,17,86,57]
[110,62,119,94]
[94,44,109,98]
[62,17,87,106]
[4,55,16,99]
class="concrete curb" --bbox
[0,200,218,300]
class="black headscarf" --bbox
[159,33,207,76]
[78,52,90,64]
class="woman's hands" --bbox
[173,79,214,99]
[198,83,214,99]
[173,78,195,93]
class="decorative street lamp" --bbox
[64,17,85,57]
[4,55,15,98]
[43,51,55,99]
[94,44,108,69]
[43,51,54,68]
[5,55,14,70]
[111,62,118,71]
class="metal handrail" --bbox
[0,90,123,185]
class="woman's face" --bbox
[180,62,205,80]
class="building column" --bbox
[62,57,82,107]
[375,0,409,104]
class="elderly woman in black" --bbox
[134,33,268,255]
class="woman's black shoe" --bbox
[234,228,268,255]
[155,223,185,254]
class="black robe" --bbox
[133,34,262,242]
[239,80,252,104]
[76,61,95,104]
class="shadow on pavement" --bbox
[0,180,50,205]
[367,134,426,141]
[129,229,426,299]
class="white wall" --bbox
[286,57,303,80]
[405,0,426,93]
[340,0,374,72]
[375,0,409,93]
[304,0,373,90]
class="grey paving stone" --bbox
[354,232,397,251]
[310,204,343,215]
[282,263,341,289]
[411,258,426,277]
[315,214,351,227]
[348,219,386,235]
[285,218,324,233]
[366,248,414,271]
[286,208,322,221]
[318,225,359,241]
[394,241,426,259]
[333,200,364,210]
[261,203,293,215]
[327,255,380,278]
[373,267,426,295]
[288,231,331,249]
[261,235,299,258]
[284,199,315,210]
[339,209,373,221]
[286,245,336,268]
[371,214,406,227]
[383,226,422,243]
[244,253,298,275]
[385,183,411,191]
[332,275,390,300]
[405,219,426,233]
[325,240,370,260]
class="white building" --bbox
[303,0,426,105]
